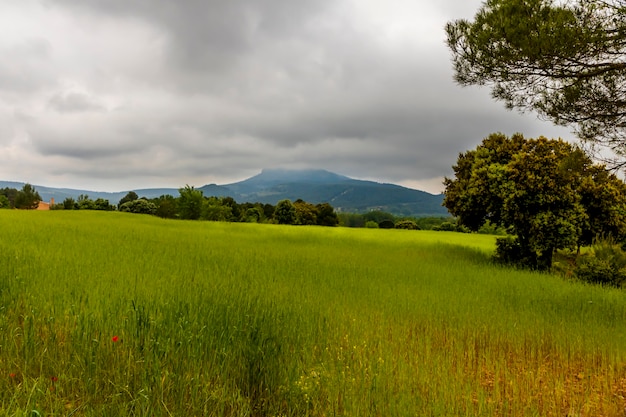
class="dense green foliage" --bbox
[8,184,41,210]
[446,0,626,164]
[444,133,626,269]
[274,199,297,224]
[575,237,626,287]
[0,187,18,208]
[177,185,204,220]
[36,183,340,227]
[394,220,420,230]
[1,211,626,416]
[337,212,488,232]
[53,195,115,211]
[119,199,157,215]
[118,191,139,209]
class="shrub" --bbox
[378,220,395,229]
[395,220,420,230]
[0,195,10,209]
[364,221,379,229]
[477,220,507,235]
[493,236,538,269]
[119,199,157,215]
[433,222,457,231]
[154,195,178,219]
[575,238,626,287]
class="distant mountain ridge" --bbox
[0,169,448,217]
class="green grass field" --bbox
[1,211,626,416]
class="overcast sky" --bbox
[0,0,571,194]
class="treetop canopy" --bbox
[446,0,626,166]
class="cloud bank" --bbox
[0,0,571,193]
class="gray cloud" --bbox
[48,91,105,113]
[0,0,574,194]
[0,38,53,93]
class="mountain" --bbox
[224,168,352,195]
[220,169,447,216]
[0,169,448,217]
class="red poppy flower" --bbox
[9,373,15,378]
[112,336,119,342]
[51,376,58,382]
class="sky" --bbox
[0,0,572,194]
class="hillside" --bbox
[1,169,448,216]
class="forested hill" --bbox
[1,169,447,217]
[220,169,446,216]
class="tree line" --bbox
[1,183,472,231]
[35,185,339,227]
[0,184,42,209]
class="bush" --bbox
[433,222,457,232]
[477,221,507,235]
[395,220,420,230]
[119,199,157,215]
[363,210,396,224]
[378,220,395,229]
[364,221,379,229]
[153,195,178,219]
[0,195,10,209]
[575,238,626,287]
[493,236,538,269]
[432,221,470,233]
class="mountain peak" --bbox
[250,168,351,184]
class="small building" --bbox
[36,198,54,211]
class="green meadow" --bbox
[1,211,626,416]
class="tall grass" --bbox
[0,210,625,416]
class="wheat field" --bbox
[0,210,625,416]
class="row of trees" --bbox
[336,211,497,232]
[3,183,466,231]
[49,186,340,227]
[59,194,116,211]
[0,184,42,209]
[3,183,503,232]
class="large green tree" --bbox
[274,199,297,225]
[202,197,233,222]
[0,195,9,209]
[294,199,318,225]
[446,0,626,164]
[316,203,339,226]
[0,188,18,208]
[152,195,178,219]
[444,133,626,269]
[118,191,139,209]
[14,184,41,209]
[178,185,203,220]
